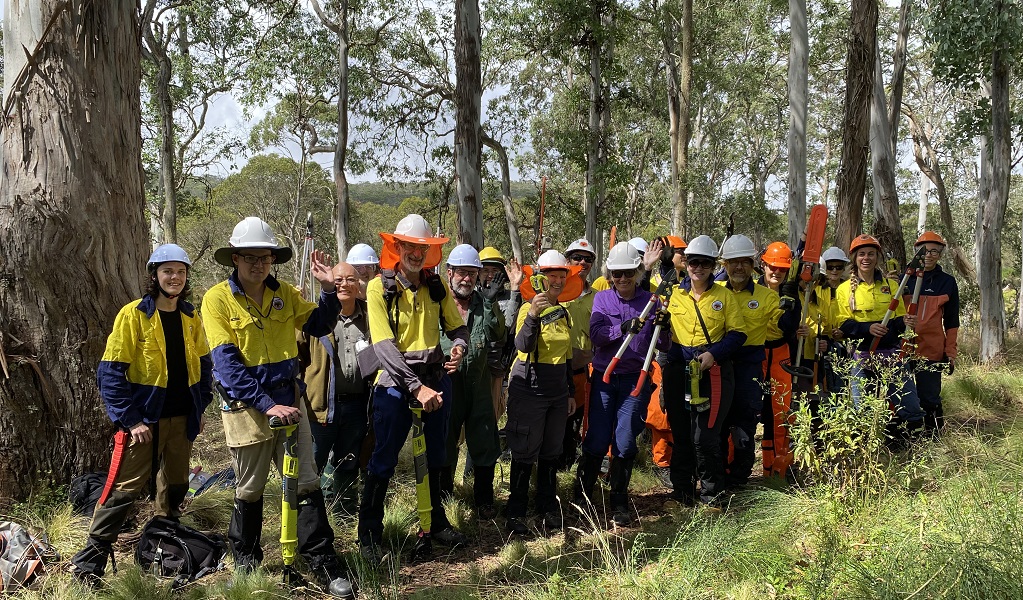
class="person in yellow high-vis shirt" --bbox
[561,238,597,470]
[836,235,923,440]
[71,244,213,586]
[202,217,354,597]
[659,236,747,508]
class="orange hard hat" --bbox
[761,241,793,269]
[665,235,686,249]
[849,234,881,254]
[915,231,946,247]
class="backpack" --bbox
[69,472,107,517]
[135,517,226,587]
[0,521,58,591]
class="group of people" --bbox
[69,213,960,595]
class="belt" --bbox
[336,392,368,403]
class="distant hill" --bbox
[349,181,537,206]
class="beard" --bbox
[451,279,475,299]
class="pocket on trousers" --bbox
[503,419,531,457]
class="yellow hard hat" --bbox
[479,246,506,264]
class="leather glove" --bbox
[620,317,643,336]
[654,309,672,329]
[944,357,955,376]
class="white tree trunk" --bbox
[786,0,808,250]
[869,49,906,268]
[916,168,929,235]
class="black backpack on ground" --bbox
[135,517,226,587]
[69,473,107,517]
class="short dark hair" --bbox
[146,264,192,301]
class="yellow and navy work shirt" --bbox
[366,270,468,395]
[717,279,785,363]
[564,287,595,371]
[665,279,748,363]
[836,270,906,351]
[97,295,213,441]
[509,302,573,395]
[202,272,340,413]
[801,282,843,361]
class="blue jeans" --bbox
[582,372,652,460]
[366,375,453,479]
[850,351,923,423]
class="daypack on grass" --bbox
[0,521,59,591]
[69,472,107,516]
[135,517,226,587]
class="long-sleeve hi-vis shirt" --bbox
[202,272,341,413]
[564,287,595,371]
[366,271,468,396]
[836,270,906,352]
[665,280,748,363]
[509,303,573,395]
[97,295,213,441]
[801,283,843,361]
[716,279,784,364]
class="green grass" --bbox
[10,334,1023,598]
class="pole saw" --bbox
[298,212,315,300]
[535,177,547,262]
[268,416,302,585]
[410,399,432,557]
[782,204,828,379]
[869,245,928,354]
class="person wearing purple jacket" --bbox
[572,243,672,526]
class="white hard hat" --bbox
[214,217,292,267]
[537,249,571,270]
[628,237,649,253]
[819,246,850,269]
[447,244,482,268]
[684,235,718,260]
[720,234,756,260]
[347,243,379,266]
[605,242,643,270]
[392,214,435,241]
[565,238,596,256]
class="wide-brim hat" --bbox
[214,216,293,267]
[519,264,585,303]
[378,214,449,270]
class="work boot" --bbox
[608,456,635,527]
[228,497,264,572]
[161,483,189,519]
[504,461,533,535]
[70,536,112,584]
[654,466,673,490]
[472,464,497,519]
[297,490,336,559]
[411,531,433,562]
[535,459,562,532]
[572,452,603,506]
[357,473,389,566]
[308,555,357,599]
[924,405,945,436]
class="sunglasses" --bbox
[688,259,715,269]
[568,254,595,264]
[610,269,637,279]
[825,264,845,271]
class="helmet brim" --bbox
[519,265,584,302]
[378,232,448,270]
[214,246,293,267]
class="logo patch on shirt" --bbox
[747,300,759,309]
[272,297,285,310]
[880,286,891,295]
[711,300,724,311]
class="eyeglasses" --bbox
[239,254,274,265]
[688,259,715,269]
[825,264,845,271]
[335,276,360,286]
[400,242,430,254]
[568,254,595,264]
[610,269,637,279]
[452,268,478,278]
[923,248,943,256]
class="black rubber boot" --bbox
[334,469,360,517]
[228,497,264,571]
[70,536,112,583]
[164,484,189,520]
[472,464,496,518]
[572,452,604,506]
[504,461,533,535]
[535,459,562,531]
[608,456,635,526]
[924,405,945,436]
[357,473,389,565]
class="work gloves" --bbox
[620,318,643,336]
